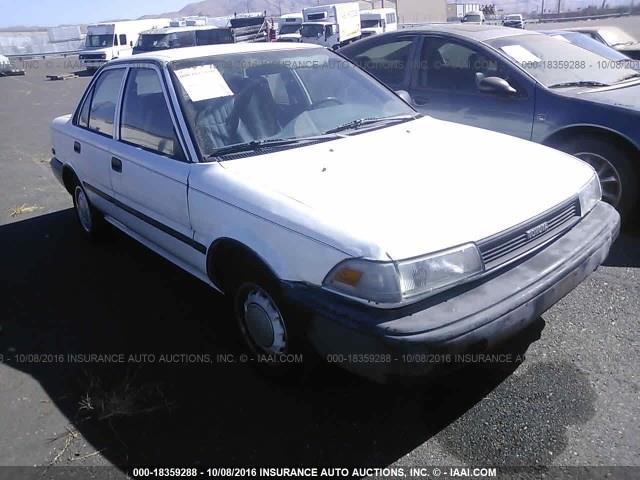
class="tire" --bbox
[553,134,639,224]
[71,179,107,240]
[229,261,316,381]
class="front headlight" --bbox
[579,173,601,216]
[323,243,484,305]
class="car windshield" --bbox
[300,24,325,38]
[361,19,381,28]
[86,34,113,48]
[599,28,637,46]
[505,15,521,20]
[487,34,639,87]
[464,15,481,22]
[550,32,630,61]
[169,48,416,159]
[279,24,301,35]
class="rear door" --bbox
[408,35,535,140]
[108,65,202,267]
[71,67,127,217]
[343,33,420,92]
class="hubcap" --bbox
[574,152,622,207]
[75,186,92,232]
[242,287,287,354]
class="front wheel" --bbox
[232,270,315,380]
[553,134,639,224]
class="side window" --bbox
[417,38,501,92]
[119,34,127,46]
[88,68,126,137]
[77,88,92,128]
[350,38,414,86]
[120,68,184,159]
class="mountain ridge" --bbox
[142,0,368,19]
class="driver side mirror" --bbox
[476,73,517,95]
[394,90,413,104]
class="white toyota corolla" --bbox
[51,43,619,382]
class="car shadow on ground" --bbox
[0,209,589,469]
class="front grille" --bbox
[478,198,580,270]
[80,54,106,60]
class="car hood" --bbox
[220,117,594,260]
[573,81,640,111]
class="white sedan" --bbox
[50,42,619,382]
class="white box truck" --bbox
[277,13,303,43]
[360,8,398,38]
[79,19,170,70]
[300,2,360,50]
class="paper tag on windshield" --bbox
[500,45,541,64]
[175,65,233,102]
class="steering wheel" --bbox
[311,97,343,109]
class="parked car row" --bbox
[51,37,621,382]
[340,24,640,222]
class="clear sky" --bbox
[0,0,191,27]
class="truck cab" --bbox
[360,8,398,38]
[277,13,303,43]
[301,2,360,49]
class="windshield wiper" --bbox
[206,134,341,159]
[548,80,610,89]
[615,72,640,83]
[323,114,419,135]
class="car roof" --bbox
[114,41,320,64]
[401,23,536,42]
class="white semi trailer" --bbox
[300,2,361,50]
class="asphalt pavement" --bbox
[0,39,638,478]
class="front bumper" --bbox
[283,201,620,382]
[80,58,107,69]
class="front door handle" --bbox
[73,141,81,154]
[111,157,122,173]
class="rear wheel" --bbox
[553,134,639,224]
[72,180,106,240]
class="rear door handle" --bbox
[73,141,81,154]
[111,157,122,173]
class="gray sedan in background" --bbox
[562,26,640,59]
[541,30,640,70]
[340,25,640,223]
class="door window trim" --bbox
[118,64,191,163]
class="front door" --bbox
[408,35,535,140]
[109,66,201,267]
